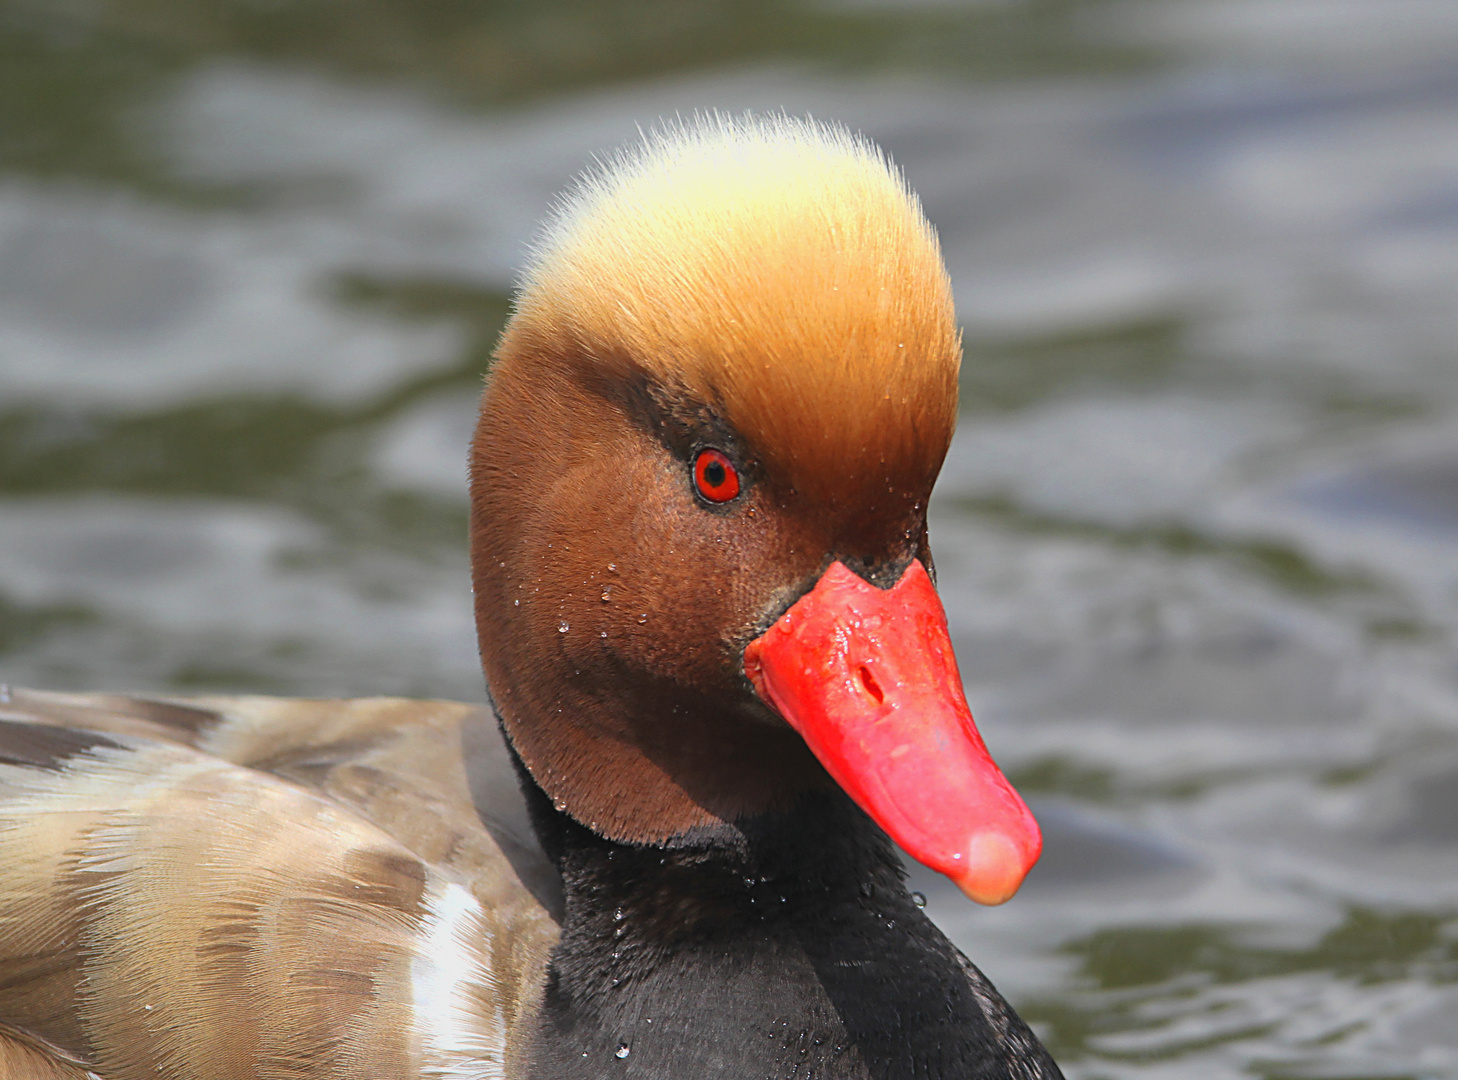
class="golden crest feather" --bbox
[505,113,961,511]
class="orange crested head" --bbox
[471,116,1039,910]
[506,114,961,519]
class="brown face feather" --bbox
[471,116,960,843]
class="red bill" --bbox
[744,560,1041,905]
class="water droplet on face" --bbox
[514,599,520,606]
[615,1043,630,1059]
[607,562,617,572]
[637,613,648,624]
[614,907,625,921]
[600,630,608,638]
[558,621,569,633]
[911,891,927,908]
[601,587,612,602]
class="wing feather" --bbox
[0,691,559,1080]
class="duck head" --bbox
[470,117,1040,905]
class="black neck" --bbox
[514,756,1061,1080]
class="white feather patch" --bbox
[411,879,507,1079]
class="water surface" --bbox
[3,2,1458,1076]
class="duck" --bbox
[0,115,1061,1080]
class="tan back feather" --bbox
[0,691,558,1080]
[0,1023,101,1079]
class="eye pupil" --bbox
[693,449,741,503]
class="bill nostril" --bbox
[856,664,884,704]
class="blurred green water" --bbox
[4,2,1458,1077]
[0,0,1148,185]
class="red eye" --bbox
[693,448,741,503]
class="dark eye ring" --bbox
[693,448,741,503]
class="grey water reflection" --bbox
[3,1,1458,1076]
